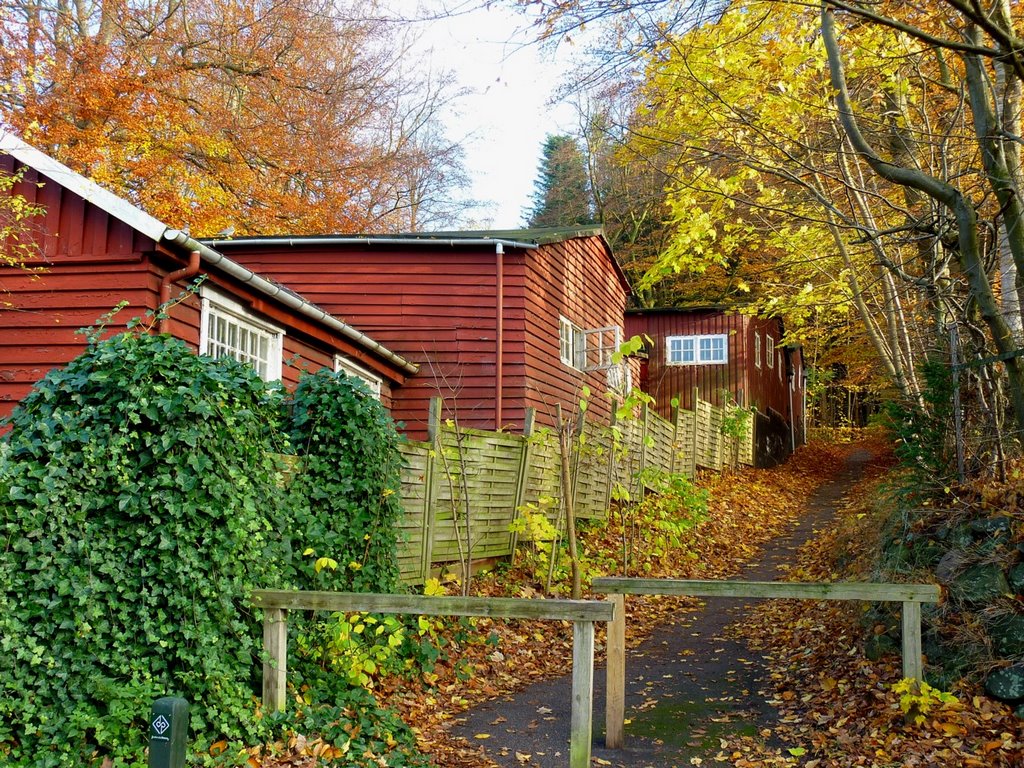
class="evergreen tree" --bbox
[527,134,595,227]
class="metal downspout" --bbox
[789,354,797,453]
[158,250,201,334]
[495,243,504,429]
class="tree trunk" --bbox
[822,5,1024,436]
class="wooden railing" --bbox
[591,577,942,749]
[251,590,617,768]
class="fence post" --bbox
[636,402,649,499]
[509,408,536,555]
[901,600,923,683]
[605,594,626,749]
[670,395,681,476]
[691,387,700,470]
[572,409,586,507]
[421,397,443,582]
[604,397,619,510]
[262,607,288,712]
[570,620,596,768]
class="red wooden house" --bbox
[207,228,633,440]
[626,308,806,465]
[0,133,416,417]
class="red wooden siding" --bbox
[0,152,166,415]
[222,245,504,437]
[625,309,805,422]
[0,155,400,417]
[220,233,630,440]
[522,237,629,429]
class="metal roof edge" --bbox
[204,235,540,250]
[164,230,419,376]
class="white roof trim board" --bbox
[0,133,167,242]
[0,132,418,375]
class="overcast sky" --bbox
[392,1,583,228]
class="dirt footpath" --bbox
[450,450,873,767]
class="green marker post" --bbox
[149,697,189,768]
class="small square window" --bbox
[335,356,383,399]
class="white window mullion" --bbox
[666,334,728,366]
[199,287,284,382]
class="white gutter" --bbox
[163,229,419,375]
[204,236,541,251]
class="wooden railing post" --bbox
[570,620,596,768]
[262,607,288,712]
[605,594,626,749]
[592,577,940,749]
[901,600,923,682]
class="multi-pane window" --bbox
[335,355,383,399]
[199,289,283,381]
[766,335,775,369]
[583,326,622,370]
[666,334,728,365]
[559,316,585,369]
[754,332,762,369]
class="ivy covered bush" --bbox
[0,333,288,765]
[285,368,404,593]
[0,334,420,766]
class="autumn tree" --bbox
[519,0,1024,455]
[576,96,678,307]
[527,134,594,227]
[0,0,470,235]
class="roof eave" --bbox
[165,230,419,376]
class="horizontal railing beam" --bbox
[252,589,616,622]
[591,578,940,603]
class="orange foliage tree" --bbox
[0,0,470,235]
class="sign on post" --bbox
[149,696,190,768]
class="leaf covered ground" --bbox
[264,437,1023,766]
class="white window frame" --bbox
[559,315,585,369]
[666,334,728,366]
[582,326,622,371]
[335,355,383,399]
[199,286,284,381]
[766,335,775,369]
[754,332,762,369]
